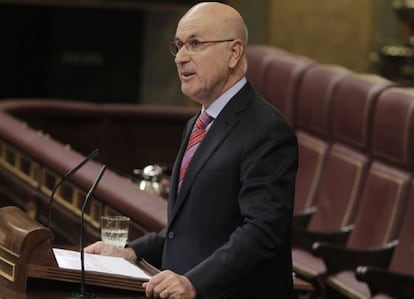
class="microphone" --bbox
[47,149,99,230]
[73,164,107,299]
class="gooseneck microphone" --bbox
[47,149,99,230]
[73,164,107,299]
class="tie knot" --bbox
[196,111,214,130]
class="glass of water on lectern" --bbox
[101,215,130,248]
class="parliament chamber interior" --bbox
[0,0,413,299]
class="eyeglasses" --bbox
[169,38,235,56]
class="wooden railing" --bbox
[0,100,198,246]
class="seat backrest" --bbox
[370,88,414,171]
[294,131,329,212]
[293,64,349,213]
[245,45,287,94]
[346,87,414,249]
[381,89,414,275]
[388,180,414,275]
[261,53,313,126]
[307,74,393,231]
[296,64,349,138]
[330,74,393,152]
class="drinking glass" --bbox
[101,215,130,248]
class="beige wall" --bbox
[266,0,376,72]
[232,0,401,73]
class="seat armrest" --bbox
[292,206,316,229]
[312,240,398,275]
[292,225,352,251]
[356,265,414,299]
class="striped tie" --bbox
[178,111,214,190]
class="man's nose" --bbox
[174,46,190,63]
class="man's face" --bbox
[173,17,232,106]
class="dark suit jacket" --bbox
[130,82,298,299]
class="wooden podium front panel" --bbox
[0,277,313,299]
[0,282,148,299]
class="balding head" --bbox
[181,2,248,46]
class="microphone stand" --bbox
[47,149,99,230]
[71,164,107,299]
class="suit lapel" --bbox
[168,114,197,214]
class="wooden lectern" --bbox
[0,206,156,293]
[0,206,57,291]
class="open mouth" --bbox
[182,72,195,79]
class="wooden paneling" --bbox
[267,0,377,73]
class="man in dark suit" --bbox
[86,2,298,298]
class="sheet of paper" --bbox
[53,248,151,280]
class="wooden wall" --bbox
[232,0,401,74]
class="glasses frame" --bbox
[169,38,235,56]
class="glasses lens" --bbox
[188,39,201,51]
[169,42,179,56]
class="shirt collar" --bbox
[203,77,247,119]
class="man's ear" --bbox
[228,39,244,69]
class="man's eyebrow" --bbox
[175,33,199,41]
